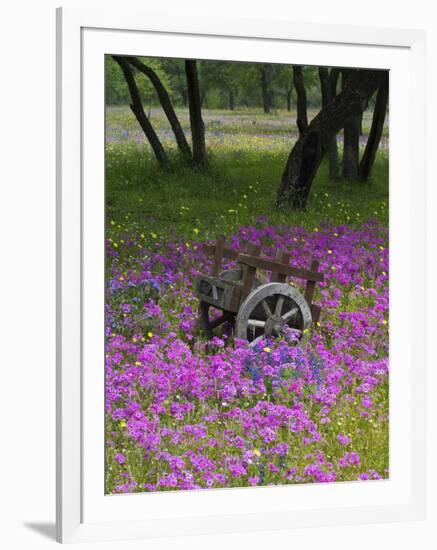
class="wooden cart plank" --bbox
[204,244,240,261]
[304,258,320,304]
[237,254,323,282]
[212,235,226,276]
[241,243,261,300]
[271,250,291,282]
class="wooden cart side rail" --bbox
[237,253,324,282]
[204,245,323,283]
[204,244,240,262]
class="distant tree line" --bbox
[108,56,388,210]
[107,57,325,111]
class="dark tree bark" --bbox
[123,56,192,161]
[286,88,292,111]
[229,89,235,111]
[261,65,271,113]
[319,67,340,180]
[342,70,362,180]
[276,69,383,209]
[292,65,308,134]
[330,68,340,98]
[328,68,340,179]
[270,89,275,110]
[343,114,362,179]
[318,68,330,107]
[113,56,168,166]
[185,60,207,166]
[359,72,389,181]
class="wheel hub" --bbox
[264,314,284,336]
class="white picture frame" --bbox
[56,6,427,544]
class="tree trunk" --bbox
[342,70,362,180]
[319,67,340,180]
[276,69,383,209]
[270,89,275,110]
[185,60,207,166]
[343,113,361,179]
[113,56,168,166]
[328,68,340,179]
[123,56,192,161]
[286,88,292,111]
[261,65,271,113]
[359,73,389,181]
[229,89,235,110]
[292,65,308,135]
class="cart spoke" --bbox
[282,306,299,321]
[212,285,218,300]
[275,296,284,316]
[261,299,272,318]
[248,319,266,328]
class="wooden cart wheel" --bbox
[198,269,256,339]
[235,282,312,346]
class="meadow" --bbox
[105,107,389,493]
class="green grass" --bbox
[106,106,388,242]
[106,143,388,242]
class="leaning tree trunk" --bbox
[124,56,192,161]
[292,65,308,135]
[319,67,340,180]
[113,56,168,166]
[277,69,383,210]
[359,72,389,181]
[185,60,207,166]
[342,70,362,180]
[261,65,271,113]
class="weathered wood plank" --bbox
[237,254,323,282]
[241,243,261,300]
[212,235,226,276]
[204,244,240,261]
[271,250,291,282]
[304,258,320,304]
[311,304,321,323]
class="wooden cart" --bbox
[194,235,323,345]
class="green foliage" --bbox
[106,55,340,110]
[105,56,176,106]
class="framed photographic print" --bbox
[56,6,426,543]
